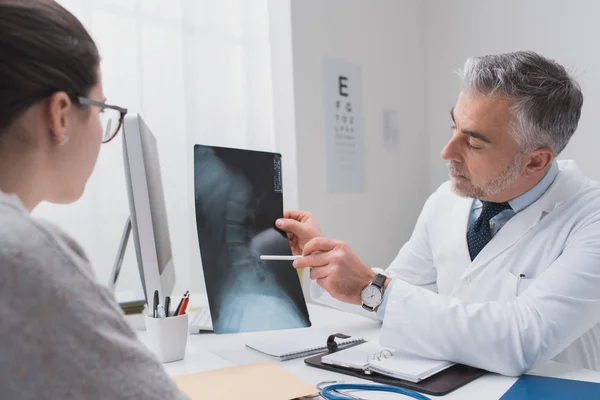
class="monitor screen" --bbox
[193,144,311,334]
[138,118,172,277]
[120,114,175,303]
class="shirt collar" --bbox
[508,160,559,213]
[472,160,559,213]
[0,189,28,214]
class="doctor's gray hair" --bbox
[460,51,583,156]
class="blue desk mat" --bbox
[500,375,600,399]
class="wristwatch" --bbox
[361,273,387,312]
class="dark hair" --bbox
[0,0,100,134]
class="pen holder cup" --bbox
[145,313,188,363]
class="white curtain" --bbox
[34,0,280,296]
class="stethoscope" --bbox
[316,381,432,400]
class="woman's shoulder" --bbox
[0,201,120,321]
[0,200,94,283]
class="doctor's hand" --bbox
[276,210,323,256]
[293,237,376,305]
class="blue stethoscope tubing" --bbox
[320,383,431,400]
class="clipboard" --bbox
[304,334,487,396]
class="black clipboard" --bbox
[304,334,487,396]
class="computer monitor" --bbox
[108,113,175,305]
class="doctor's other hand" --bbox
[276,210,323,256]
[293,237,376,305]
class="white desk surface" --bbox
[138,301,600,399]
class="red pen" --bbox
[174,291,189,316]
[178,292,190,316]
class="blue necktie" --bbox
[467,201,512,261]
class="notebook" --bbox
[245,329,364,361]
[321,340,454,383]
[500,375,600,399]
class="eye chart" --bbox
[323,58,365,193]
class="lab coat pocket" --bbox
[502,272,534,300]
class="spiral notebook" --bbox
[321,340,454,383]
[245,329,364,361]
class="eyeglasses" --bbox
[9,91,128,144]
[75,97,128,143]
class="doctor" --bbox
[278,51,600,376]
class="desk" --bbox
[138,303,600,399]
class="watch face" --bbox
[361,285,383,308]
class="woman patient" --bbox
[0,1,189,398]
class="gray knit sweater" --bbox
[0,190,189,400]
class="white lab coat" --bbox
[312,160,600,375]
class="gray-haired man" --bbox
[279,51,600,375]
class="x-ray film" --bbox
[193,145,311,334]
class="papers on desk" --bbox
[321,340,454,383]
[245,328,364,361]
[172,362,317,400]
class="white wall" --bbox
[268,0,299,211]
[424,0,600,190]
[290,0,430,271]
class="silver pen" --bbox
[516,274,525,296]
[260,255,302,261]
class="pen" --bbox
[260,255,302,261]
[157,304,166,319]
[178,292,190,316]
[152,290,159,318]
[516,274,525,296]
[174,291,189,316]
[164,296,171,317]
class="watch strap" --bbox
[371,273,386,289]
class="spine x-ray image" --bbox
[193,145,311,334]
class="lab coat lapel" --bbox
[448,195,473,265]
[470,202,544,268]
[469,160,588,269]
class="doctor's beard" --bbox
[448,153,524,199]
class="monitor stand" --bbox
[108,216,132,292]
[107,217,146,315]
